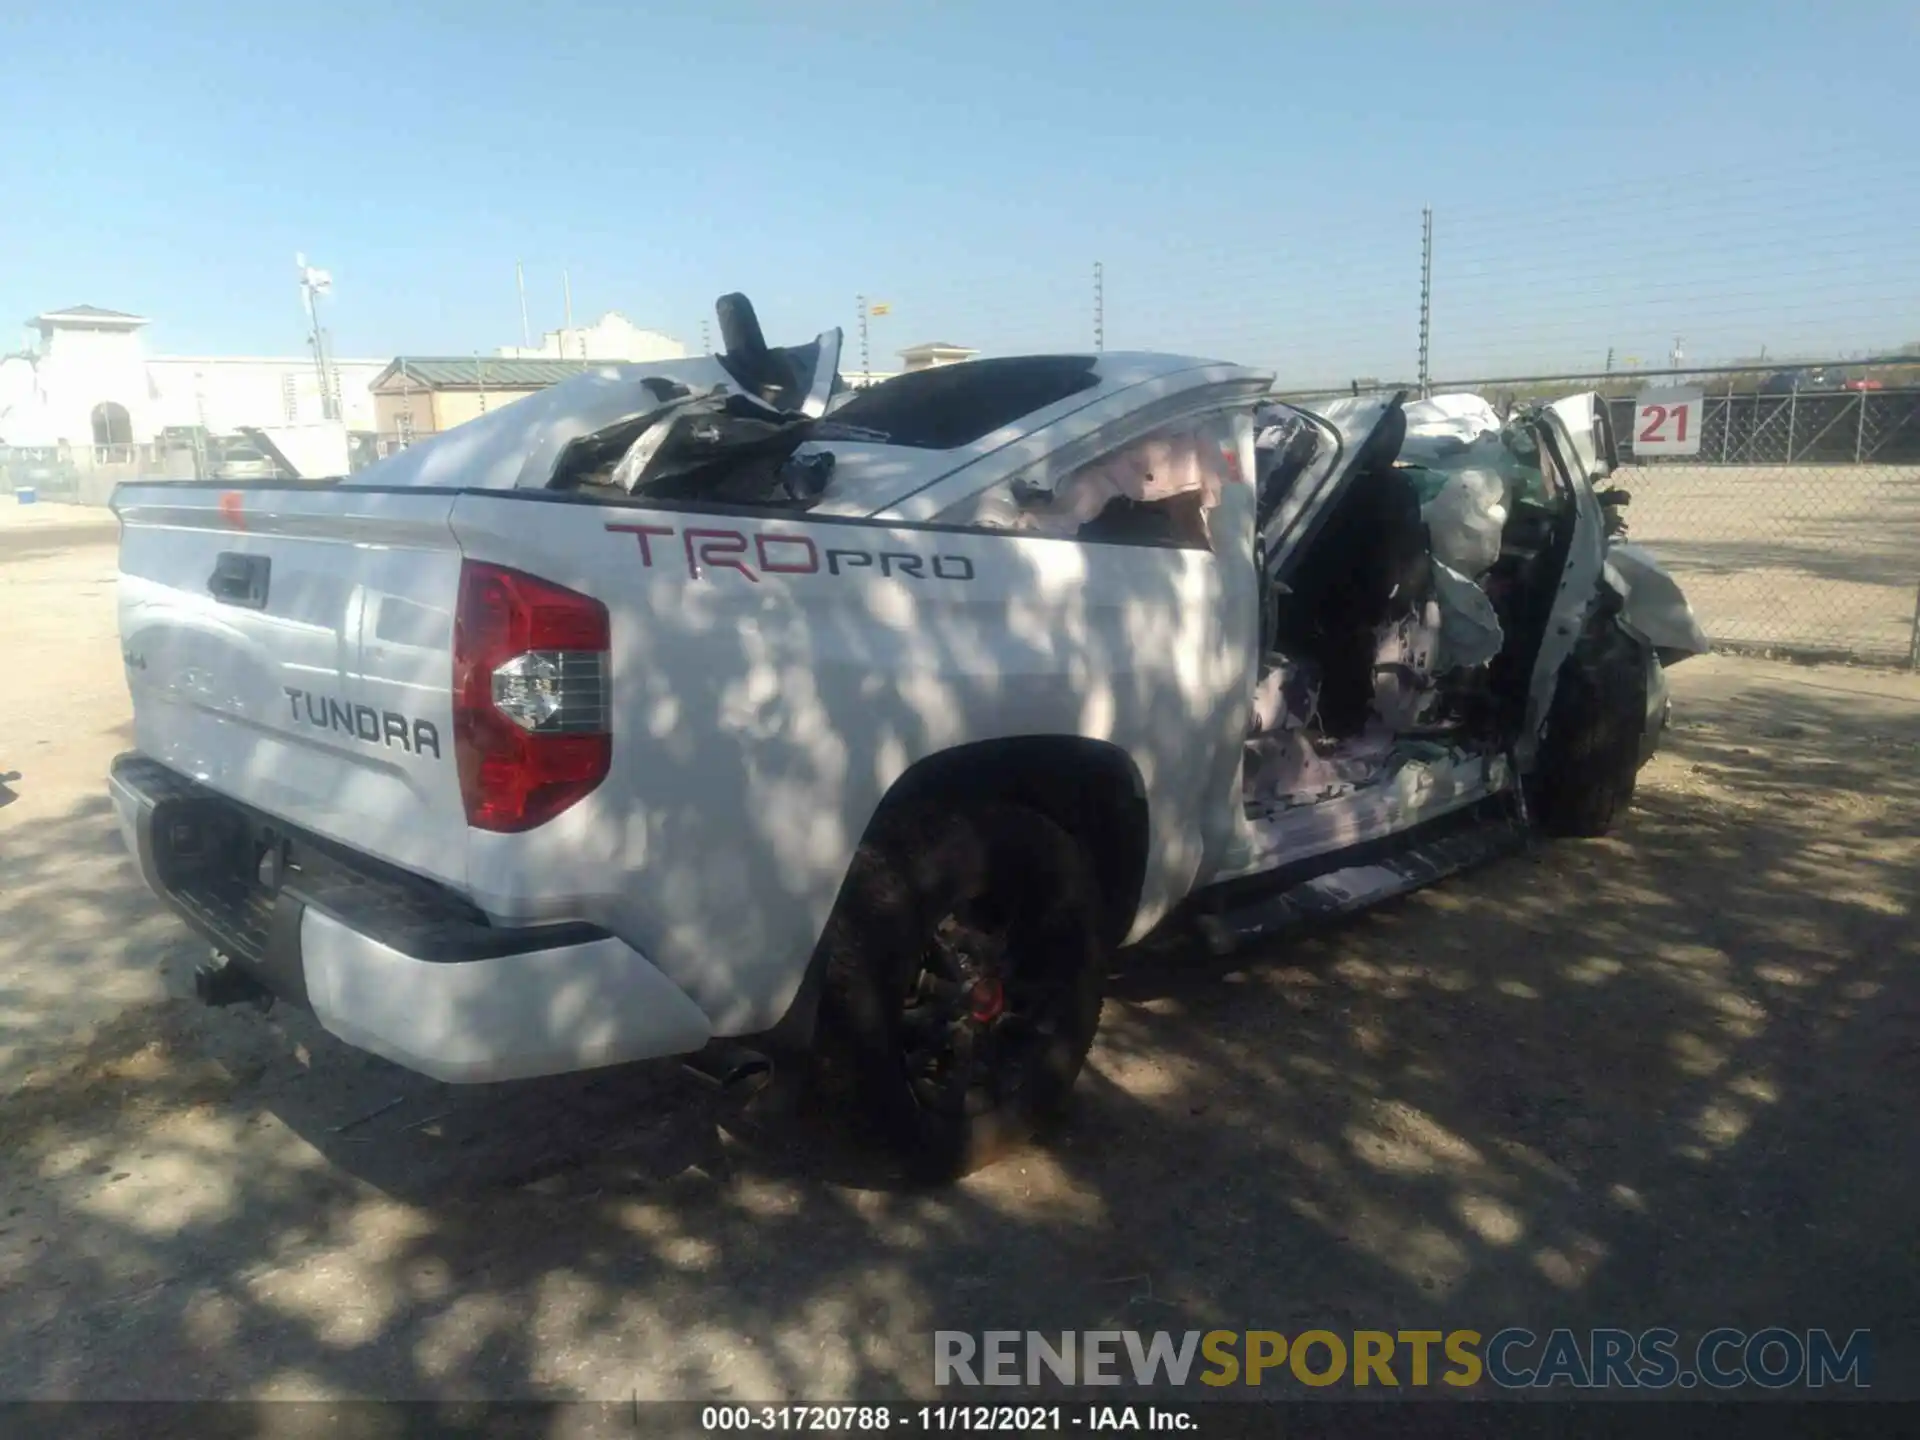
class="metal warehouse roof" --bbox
[372,357,602,390]
[35,304,149,324]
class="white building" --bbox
[0,304,980,496]
[898,341,979,371]
[146,355,385,435]
[496,312,688,363]
[0,305,382,449]
[842,341,981,389]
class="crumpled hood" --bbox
[1400,393,1505,456]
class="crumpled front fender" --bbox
[1603,541,1710,663]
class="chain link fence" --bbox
[0,441,202,504]
[1613,402,1917,667]
[9,353,1919,667]
[1280,365,1920,667]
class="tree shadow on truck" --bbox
[3,666,1918,1400]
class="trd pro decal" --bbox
[606,523,975,584]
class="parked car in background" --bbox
[1760,367,1830,394]
[210,439,281,481]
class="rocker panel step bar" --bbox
[1195,799,1530,954]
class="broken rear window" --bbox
[827,356,1100,449]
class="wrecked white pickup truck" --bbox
[108,294,1707,1178]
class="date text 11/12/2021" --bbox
[700,1406,1194,1432]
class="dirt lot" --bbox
[1624,461,1920,662]
[3,504,1918,1401]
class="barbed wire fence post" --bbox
[1910,576,1920,671]
[1093,261,1104,353]
[1418,207,1433,399]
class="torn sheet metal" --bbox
[354,359,744,492]
[1401,393,1504,454]
[1252,407,1327,532]
[597,388,815,502]
[1604,541,1711,660]
[1545,392,1617,483]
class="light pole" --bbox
[296,254,338,421]
[858,297,891,384]
[857,295,869,381]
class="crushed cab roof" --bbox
[346,348,1269,516]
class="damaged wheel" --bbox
[1528,615,1650,838]
[816,803,1108,1182]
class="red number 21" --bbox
[1638,403,1690,443]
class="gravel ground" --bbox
[2,510,1917,1402]
[1620,461,1920,662]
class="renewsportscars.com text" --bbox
[933,1328,1871,1391]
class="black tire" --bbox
[1528,616,1650,838]
[815,802,1108,1182]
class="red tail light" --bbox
[452,561,611,833]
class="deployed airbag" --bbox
[1430,561,1505,669]
[1420,467,1509,578]
[1021,423,1225,531]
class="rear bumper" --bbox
[108,754,713,1082]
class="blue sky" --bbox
[3,2,1916,385]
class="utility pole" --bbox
[857,295,870,381]
[701,319,711,355]
[397,360,415,449]
[296,254,339,422]
[1417,208,1433,397]
[1093,261,1104,352]
[516,261,531,349]
[1605,346,1615,374]
[192,369,210,477]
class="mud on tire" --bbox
[1528,614,1650,838]
[814,802,1109,1182]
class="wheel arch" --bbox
[875,735,1152,951]
[758,735,1152,1055]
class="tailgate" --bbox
[114,484,470,890]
